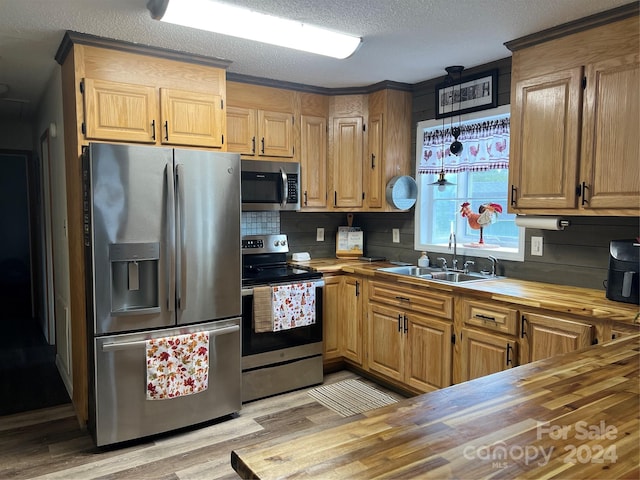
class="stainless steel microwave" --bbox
[241,160,300,211]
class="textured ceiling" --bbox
[0,0,633,120]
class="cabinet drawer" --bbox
[462,299,518,336]
[369,282,453,320]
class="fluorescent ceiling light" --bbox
[147,0,362,59]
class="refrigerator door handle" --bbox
[175,163,187,310]
[101,324,241,351]
[165,163,176,313]
[280,168,288,209]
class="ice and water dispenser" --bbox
[109,243,160,314]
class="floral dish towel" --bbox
[146,332,209,400]
[272,282,316,331]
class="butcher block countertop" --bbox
[231,334,640,479]
[290,258,640,325]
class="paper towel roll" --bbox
[515,216,569,230]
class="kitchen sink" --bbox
[377,266,442,277]
[377,265,503,283]
[429,271,494,283]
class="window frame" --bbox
[414,104,524,262]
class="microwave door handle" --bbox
[280,168,288,208]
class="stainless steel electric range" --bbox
[241,234,324,403]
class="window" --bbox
[414,105,524,262]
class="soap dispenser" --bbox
[418,252,430,267]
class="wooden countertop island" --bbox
[232,334,640,479]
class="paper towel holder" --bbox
[515,215,570,230]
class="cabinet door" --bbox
[83,78,156,143]
[366,113,383,208]
[509,67,583,210]
[580,53,640,210]
[322,275,341,361]
[367,303,404,381]
[226,106,256,155]
[460,328,517,382]
[160,88,223,148]
[341,276,363,365]
[258,110,294,157]
[405,314,452,391]
[332,116,363,208]
[521,312,593,363]
[300,115,327,208]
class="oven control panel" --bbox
[242,234,289,254]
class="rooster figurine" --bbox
[460,202,503,245]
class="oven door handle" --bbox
[242,279,324,297]
[101,325,240,352]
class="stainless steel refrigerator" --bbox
[83,143,241,446]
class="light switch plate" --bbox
[316,227,324,242]
[392,228,400,243]
[531,236,543,256]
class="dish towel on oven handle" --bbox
[272,281,316,331]
[146,332,209,400]
[253,285,274,333]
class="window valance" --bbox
[418,116,510,175]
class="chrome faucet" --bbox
[436,257,447,270]
[449,232,458,271]
[487,255,499,276]
[463,260,475,274]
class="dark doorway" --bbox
[0,150,69,416]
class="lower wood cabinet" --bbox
[322,275,342,362]
[367,281,453,392]
[341,275,364,365]
[520,311,594,363]
[459,328,517,382]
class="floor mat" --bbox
[308,379,398,417]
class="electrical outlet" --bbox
[531,236,543,256]
[392,228,400,243]
[316,228,325,242]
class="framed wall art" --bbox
[435,69,498,119]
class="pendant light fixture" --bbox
[430,65,464,190]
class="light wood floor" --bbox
[0,371,406,479]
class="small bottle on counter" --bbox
[418,252,430,267]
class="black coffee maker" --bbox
[606,239,640,305]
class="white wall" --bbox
[34,66,73,395]
[0,120,32,150]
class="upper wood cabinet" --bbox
[332,116,364,208]
[366,89,412,210]
[507,14,639,216]
[226,106,293,157]
[82,79,224,148]
[226,82,295,159]
[300,114,327,208]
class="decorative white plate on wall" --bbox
[386,176,417,210]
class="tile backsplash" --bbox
[241,211,280,236]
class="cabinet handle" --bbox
[164,121,168,141]
[371,153,376,169]
[506,343,513,366]
[251,136,256,154]
[261,137,265,154]
[395,296,410,302]
[581,181,589,206]
[151,120,156,140]
[521,315,527,338]
[510,185,517,206]
[334,191,337,206]
[403,314,408,334]
[474,314,495,322]
[398,314,402,332]
[355,281,360,297]
[304,191,308,206]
